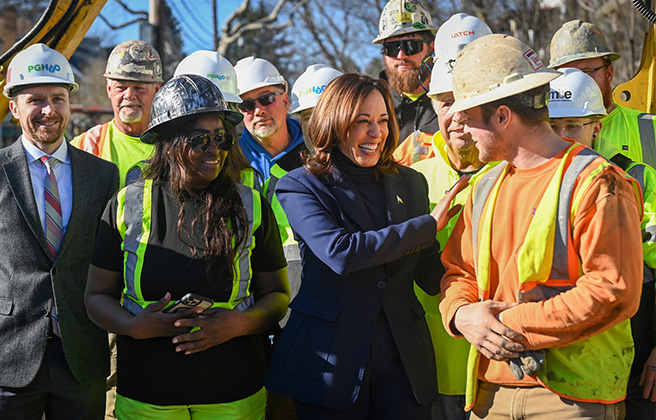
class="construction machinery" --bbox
[0,0,107,121]
[613,0,656,113]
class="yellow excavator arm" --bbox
[613,1,656,113]
[0,0,107,121]
[613,25,656,113]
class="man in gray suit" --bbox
[0,44,119,419]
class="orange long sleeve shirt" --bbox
[439,146,644,387]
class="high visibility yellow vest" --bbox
[466,143,640,409]
[115,179,262,314]
[412,136,500,395]
[263,164,297,252]
[71,120,155,187]
[597,104,656,168]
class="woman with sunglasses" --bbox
[85,74,290,419]
[264,73,467,419]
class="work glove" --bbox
[507,349,546,380]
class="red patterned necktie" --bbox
[40,156,62,337]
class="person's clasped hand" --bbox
[507,349,546,380]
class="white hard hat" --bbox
[450,34,561,114]
[290,64,342,114]
[372,0,437,44]
[548,67,606,118]
[4,43,78,98]
[174,50,242,104]
[234,56,287,97]
[428,13,492,97]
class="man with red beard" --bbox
[0,43,119,420]
[72,40,162,187]
[373,0,438,144]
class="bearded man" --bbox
[373,0,439,143]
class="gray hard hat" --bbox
[141,74,243,144]
[549,20,621,68]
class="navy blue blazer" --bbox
[265,164,442,409]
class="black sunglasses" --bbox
[382,39,426,57]
[186,132,234,153]
[237,91,283,112]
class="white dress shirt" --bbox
[21,136,73,235]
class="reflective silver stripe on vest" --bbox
[627,164,646,198]
[120,182,257,314]
[551,148,598,281]
[412,130,428,163]
[471,162,507,274]
[121,182,148,315]
[626,164,656,285]
[471,149,600,302]
[233,184,257,312]
[638,113,656,169]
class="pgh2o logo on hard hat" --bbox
[28,64,62,73]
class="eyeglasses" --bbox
[549,121,596,137]
[186,132,234,153]
[237,91,283,112]
[581,64,608,75]
[382,39,426,57]
[419,53,434,92]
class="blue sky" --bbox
[88,0,243,53]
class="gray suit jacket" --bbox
[0,139,119,387]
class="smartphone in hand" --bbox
[163,293,214,314]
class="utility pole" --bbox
[149,0,164,64]
[212,0,218,51]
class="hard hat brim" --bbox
[549,108,606,118]
[222,91,243,104]
[141,108,243,144]
[4,76,78,98]
[372,27,437,44]
[548,52,621,69]
[449,71,561,115]
[238,81,287,97]
[104,74,164,83]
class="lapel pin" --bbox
[396,195,404,204]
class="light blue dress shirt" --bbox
[21,136,73,235]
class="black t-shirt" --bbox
[92,182,286,405]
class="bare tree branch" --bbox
[218,0,311,56]
[98,14,148,30]
[112,0,148,17]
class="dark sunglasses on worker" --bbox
[382,39,426,57]
[237,91,284,112]
[187,132,234,152]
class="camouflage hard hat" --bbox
[549,20,621,68]
[141,74,243,144]
[104,40,164,83]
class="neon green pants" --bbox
[115,387,266,420]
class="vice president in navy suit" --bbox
[265,73,467,419]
